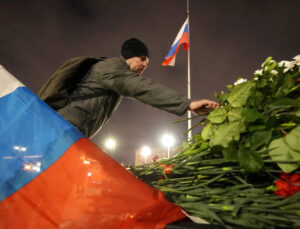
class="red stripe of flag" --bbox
[0,138,185,229]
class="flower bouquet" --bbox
[130,55,300,229]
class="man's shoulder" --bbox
[94,56,129,72]
[103,56,126,64]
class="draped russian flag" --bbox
[162,18,189,66]
[0,65,185,228]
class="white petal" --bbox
[234,78,247,86]
[293,55,300,65]
[279,60,295,73]
[278,60,289,67]
[271,70,278,75]
[293,55,300,62]
[254,69,263,75]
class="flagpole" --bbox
[187,0,192,140]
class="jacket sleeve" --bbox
[94,66,190,116]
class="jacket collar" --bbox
[119,56,130,70]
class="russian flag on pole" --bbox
[0,65,185,228]
[162,18,189,66]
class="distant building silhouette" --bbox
[135,147,179,166]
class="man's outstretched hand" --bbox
[188,99,219,115]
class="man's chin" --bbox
[137,70,144,75]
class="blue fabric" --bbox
[0,87,83,201]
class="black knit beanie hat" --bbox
[121,38,149,59]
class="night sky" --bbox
[1,0,300,164]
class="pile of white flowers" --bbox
[234,55,300,85]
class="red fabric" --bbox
[274,173,300,197]
[0,138,185,228]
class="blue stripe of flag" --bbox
[164,24,189,58]
[0,87,83,201]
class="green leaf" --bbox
[268,138,299,173]
[242,108,264,122]
[227,81,255,107]
[280,122,296,130]
[201,123,213,140]
[248,91,264,107]
[248,125,266,132]
[275,73,295,96]
[238,148,263,172]
[266,59,277,72]
[215,91,228,105]
[284,126,300,160]
[199,142,210,152]
[292,109,300,117]
[261,56,273,68]
[238,122,248,133]
[287,82,300,95]
[194,134,202,143]
[223,143,238,162]
[210,122,240,147]
[207,107,227,124]
[267,97,300,110]
[226,84,233,91]
[266,116,279,129]
[284,109,300,123]
[250,130,272,150]
[228,107,243,122]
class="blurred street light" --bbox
[141,146,151,164]
[161,134,175,158]
[105,138,116,157]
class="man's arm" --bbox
[93,60,219,116]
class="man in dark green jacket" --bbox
[53,38,219,138]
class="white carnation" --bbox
[278,60,289,67]
[270,70,278,75]
[254,69,263,75]
[278,60,295,73]
[234,78,247,86]
[293,55,300,66]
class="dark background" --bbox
[1,0,299,164]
